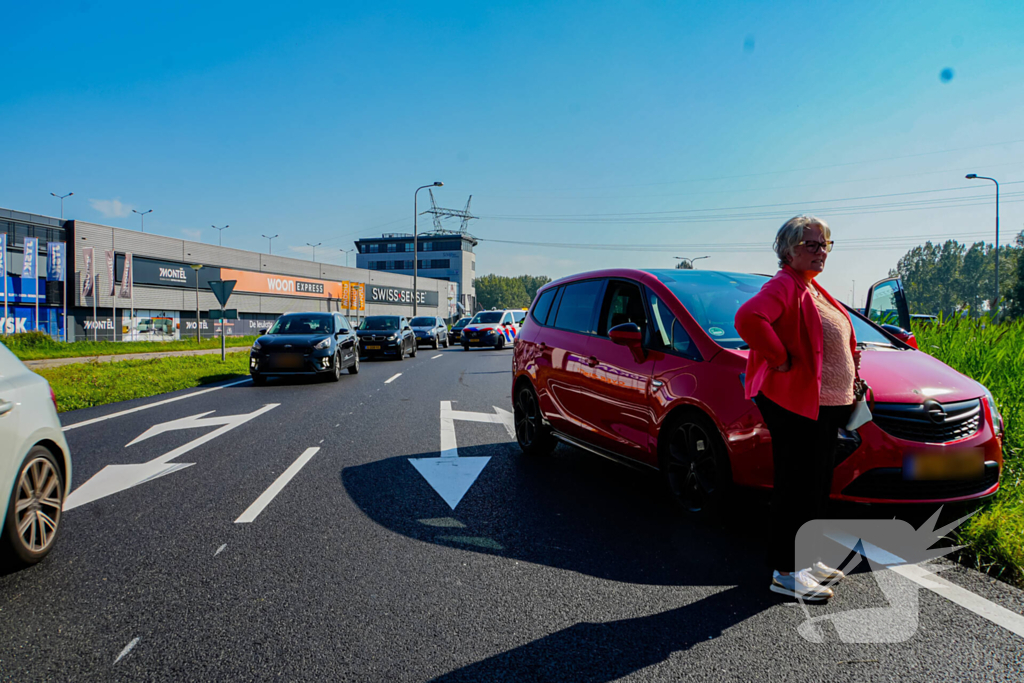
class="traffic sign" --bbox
[209,280,236,306]
[210,309,238,320]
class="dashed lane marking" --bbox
[432,354,443,359]
[384,373,402,384]
[235,447,319,523]
[63,378,251,431]
[215,544,227,557]
[114,637,140,664]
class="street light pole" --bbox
[190,264,203,344]
[132,209,153,232]
[50,192,73,219]
[262,234,278,255]
[966,174,1000,315]
[414,182,443,315]
[340,249,353,268]
[674,255,709,269]
[212,225,229,246]
[307,242,321,262]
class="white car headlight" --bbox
[982,387,1003,435]
[314,338,331,350]
[387,334,397,341]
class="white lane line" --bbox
[114,637,140,664]
[215,544,227,557]
[431,354,443,359]
[384,373,402,384]
[891,564,1024,639]
[440,400,458,458]
[235,447,319,523]
[63,378,251,431]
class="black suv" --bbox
[410,316,450,349]
[357,316,417,360]
[250,312,359,385]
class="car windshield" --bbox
[647,270,895,349]
[410,317,435,327]
[267,315,332,335]
[359,317,400,331]
[453,319,470,329]
[472,312,504,324]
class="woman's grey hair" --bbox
[773,215,831,267]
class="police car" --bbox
[461,309,526,350]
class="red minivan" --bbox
[511,269,1003,511]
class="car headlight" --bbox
[252,340,261,351]
[314,338,331,350]
[982,387,1004,435]
[387,334,397,341]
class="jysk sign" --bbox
[116,255,220,289]
[369,285,438,307]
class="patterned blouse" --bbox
[811,289,855,406]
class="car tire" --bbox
[348,351,360,374]
[410,343,417,358]
[432,338,439,349]
[1,445,65,568]
[495,335,505,350]
[658,411,733,514]
[514,383,556,457]
[329,352,342,382]
[251,373,267,386]
[463,343,470,351]
[443,335,449,348]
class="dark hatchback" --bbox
[449,317,472,343]
[357,316,417,360]
[250,312,359,385]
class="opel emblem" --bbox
[923,399,947,424]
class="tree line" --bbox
[890,231,1024,318]
[474,274,551,311]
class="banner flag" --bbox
[47,242,66,282]
[118,253,133,299]
[22,238,38,279]
[105,250,116,296]
[357,283,366,311]
[341,281,350,308]
[81,247,95,298]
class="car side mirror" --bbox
[258,328,267,335]
[609,322,642,346]
[880,324,918,349]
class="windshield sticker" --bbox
[708,326,725,337]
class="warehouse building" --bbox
[354,231,477,315]
[1,208,456,341]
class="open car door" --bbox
[864,276,916,347]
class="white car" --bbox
[461,309,527,350]
[0,343,72,568]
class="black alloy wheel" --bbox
[495,334,505,350]
[348,351,360,374]
[660,413,732,514]
[514,384,556,457]
[1,446,64,567]
[328,351,342,382]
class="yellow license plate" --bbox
[365,345,381,350]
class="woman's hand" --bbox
[774,357,791,372]
[853,349,862,372]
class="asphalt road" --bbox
[1,344,1022,681]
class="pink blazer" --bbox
[734,266,857,420]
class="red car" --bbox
[511,269,1003,511]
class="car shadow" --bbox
[340,441,772,588]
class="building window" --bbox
[368,244,379,253]
[403,243,413,252]
[387,243,397,252]
[430,259,450,269]
[422,242,433,252]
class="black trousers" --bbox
[754,393,852,573]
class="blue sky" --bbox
[2,1,1023,302]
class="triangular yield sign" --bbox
[408,456,491,510]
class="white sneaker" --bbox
[770,569,834,603]
[810,561,846,584]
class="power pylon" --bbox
[423,190,477,234]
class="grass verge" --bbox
[38,352,250,412]
[5,331,258,361]
[915,316,1024,587]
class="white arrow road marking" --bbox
[235,447,319,523]
[114,637,140,664]
[408,401,514,510]
[62,378,252,431]
[64,404,279,511]
[385,373,402,384]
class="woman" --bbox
[734,215,860,602]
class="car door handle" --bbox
[0,401,14,416]
[586,356,599,368]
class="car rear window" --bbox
[530,287,558,325]
[552,280,603,335]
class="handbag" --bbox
[846,375,874,431]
